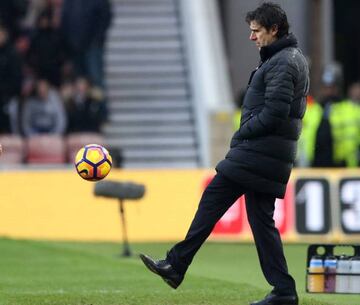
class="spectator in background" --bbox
[22,0,46,30]
[0,26,23,133]
[22,79,67,137]
[22,0,62,30]
[347,81,360,165]
[61,0,112,89]
[49,0,63,29]
[27,11,65,87]
[348,81,360,104]
[0,0,28,41]
[299,64,360,167]
[63,77,106,133]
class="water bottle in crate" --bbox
[349,256,360,293]
[307,255,324,292]
[335,255,350,293]
[324,256,337,292]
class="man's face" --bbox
[249,21,278,49]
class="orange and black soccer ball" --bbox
[74,144,112,181]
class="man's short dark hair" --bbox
[245,2,289,38]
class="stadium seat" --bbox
[0,134,25,164]
[66,132,104,163]
[26,135,66,164]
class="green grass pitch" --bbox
[0,238,359,305]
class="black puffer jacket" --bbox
[216,34,309,198]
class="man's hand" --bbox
[0,143,2,156]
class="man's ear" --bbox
[270,24,279,37]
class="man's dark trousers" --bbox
[167,173,296,295]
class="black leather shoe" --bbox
[250,293,298,305]
[139,254,184,289]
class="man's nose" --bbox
[250,32,257,41]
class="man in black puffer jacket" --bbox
[140,3,309,305]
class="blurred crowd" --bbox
[298,64,360,168]
[0,0,112,138]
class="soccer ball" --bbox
[74,144,112,181]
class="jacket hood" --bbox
[260,33,298,62]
